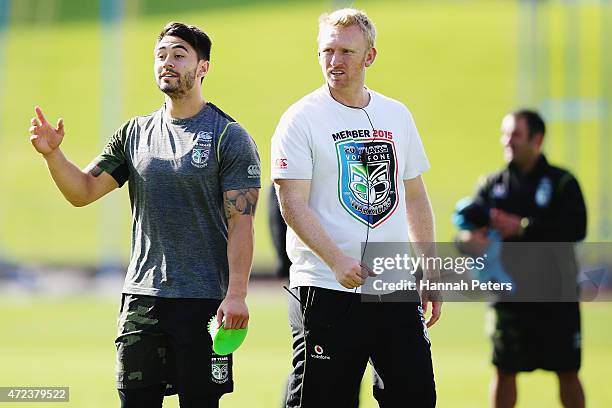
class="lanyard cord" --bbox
[326,88,376,296]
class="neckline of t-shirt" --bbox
[321,85,375,111]
[163,102,210,125]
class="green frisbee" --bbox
[207,315,248,356]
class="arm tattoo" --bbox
[87,165,104,177]
[224,188,259,219]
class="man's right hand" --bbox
[331,254,375,289]
[29,106,65,156]
[456,227,490,256]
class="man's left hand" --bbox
[490,209,522,239]
[216,295,249,329]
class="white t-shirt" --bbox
[271,86,430,292]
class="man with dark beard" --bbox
[28,22,260,408]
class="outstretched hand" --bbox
[29,106,65,156]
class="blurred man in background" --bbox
[28,21,260,408]
[272,8,439,407]
[458,110,586,408]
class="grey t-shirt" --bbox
[92,103,261,299]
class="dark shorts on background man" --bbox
[115,294,233,397]
[491,302,581,372]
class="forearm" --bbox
[406,188,437,279]
[226,217,254,299]
[407,198,435,241]
[280,199,343,270]
[223,188,259,299]
[43,148,96,207]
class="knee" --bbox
[557,371,580,386]
[495,369,516,384]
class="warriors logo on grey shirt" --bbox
[91,103,260,299]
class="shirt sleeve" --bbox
[270,109,313,180]
[523,174,587,242]
[473,174,493,207]
[88,120,131,187]
[402,109,430,180]
[217,122,261,192]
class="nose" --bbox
[330,51,343,67]
[500,133,511,147]
[161,54,174,69]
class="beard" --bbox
[157,67,197,99]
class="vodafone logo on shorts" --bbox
[310,344,331,360]
[275,158,288,169]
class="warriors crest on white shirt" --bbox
[271,86,430,292]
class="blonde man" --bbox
[272,8,439,407]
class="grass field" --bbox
[0,287,611,407]
[0,2,610,406]
[0,0,608,269]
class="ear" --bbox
[198,60,210,79]
[532,132,544,149]
[365,47,377,67]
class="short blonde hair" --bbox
[318,8,376,49]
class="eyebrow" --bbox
[156,44,189,53]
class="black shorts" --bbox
[115,294,233,397]
[490,302,581,372]
[285,287,436,408]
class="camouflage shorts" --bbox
[115,294,233,396]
